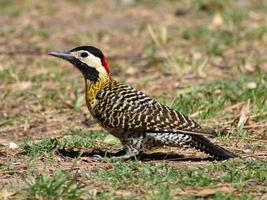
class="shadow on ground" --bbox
[56,148,216,162]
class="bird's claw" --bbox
[90,154,109,162]
[92,154,103,159]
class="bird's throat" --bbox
[85,75,111,110]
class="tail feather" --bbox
[188,135,237,160]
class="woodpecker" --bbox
[49,46,237,160]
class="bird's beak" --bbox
[48,50,99,81]
[48,51,75,62]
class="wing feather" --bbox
[94,83,215,137]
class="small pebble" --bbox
[9,142,18,149]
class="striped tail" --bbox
[188,135,237,160]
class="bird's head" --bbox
[48,46,110,82]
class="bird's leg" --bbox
[109,136,145,159]
[91,145,140,160]
[91,141,142,160]
[113,144,141,159]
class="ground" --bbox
[0,0,266,199]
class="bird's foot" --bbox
[89,154,110,162]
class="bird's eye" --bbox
[80,52,88,58]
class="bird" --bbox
[48,45,237,160]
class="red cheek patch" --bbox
[102,55,110,75]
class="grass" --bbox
[83,159,266,199]
[22,170,84,200]
[21,130,112,158]
[180,24,267,57]
[0,0,20,17]
[0,0,267,199]
[158,72,267,124]
[3,156,266,199]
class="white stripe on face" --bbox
[71,50,107,75]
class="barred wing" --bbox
[94,83,215,137]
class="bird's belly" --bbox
[91,115,126,142]
[103,126,124,138]
[146,132,192,146]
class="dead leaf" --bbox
[177,186,234,197]
[244,63,256,73]
[261,193,267,200]
[194,186,233,197]
[244,149,252,153]
[260,63,267,73]
[246,82,257,89]
[211,13,224,28]
[0,189,15,200]
[126,67,138,75]
[115,189,133,197]
[237,101,250,128]
[192,51,202,60]
[249,11,263,21]
[18,81,32,91]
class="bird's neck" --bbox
[85,74,111,109]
